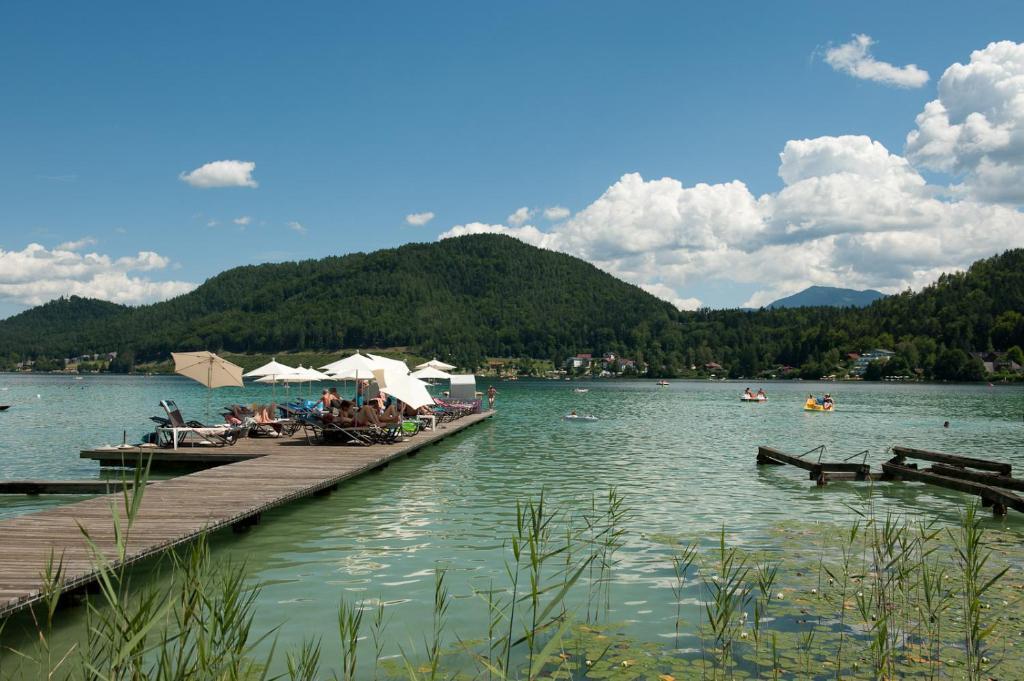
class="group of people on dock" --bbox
[312,384,430,428]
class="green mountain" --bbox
[1,235,1022,380]
[0,234,680,368]
[767,285,884,309]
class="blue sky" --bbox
[2,1,1024,318]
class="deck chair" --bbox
[155,400,245,449]
[224,404,299,438]
[300,413,404,446]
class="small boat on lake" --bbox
[563,413,598,422]
[573,388,589,394]
[804,393,834,411]
[656,380,669,386]
[0,405,10,411]
[740,395,767,402]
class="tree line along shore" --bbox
[0,235,1021,382]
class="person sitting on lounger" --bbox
[379,401,402,424]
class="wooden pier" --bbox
[0,411,494,619]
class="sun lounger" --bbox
[224,404,299,437]
[155,400,246,449]
[298,412,403,446]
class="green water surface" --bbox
[1,374,1022,675]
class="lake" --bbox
[1,373,1022,675]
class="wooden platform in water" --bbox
[0,480,145,495]
[0,411,494,619]
[80,438,295,469]
[756,446,872,484]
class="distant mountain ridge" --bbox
[767,285,885,309]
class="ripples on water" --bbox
[1,374,1022,671]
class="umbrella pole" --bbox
[207,362,212,422]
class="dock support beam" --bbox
[231,513,261,533]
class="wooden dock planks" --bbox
[0,411,494,619]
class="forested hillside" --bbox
[1,235,1022,379]
[0,235,679,369]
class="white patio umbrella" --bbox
[372,368,434,409]
[415,358,456,371]
[321,352,377,380]
[282,365,330,398]
[171,351,244,420]
[243,358,294,400]
[410,366,452,381]
[367,353,411,374]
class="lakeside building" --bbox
[562,353,642,374]
[850,348,895,376]
[972,351,1024,375]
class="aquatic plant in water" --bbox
[2,470,1022,680]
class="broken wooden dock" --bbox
[883,446,1023,517]
[0,410,494,619]
[757,445,873,485]
[758,444,1024,516]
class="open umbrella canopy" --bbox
[367,353,410,374]
[410,366,452,381]
[415,358,456,371]
[243,358,294,379]
[372,368,434,409]
[172,351,244,389]
[271,365,325,383]
[298,366,332,381]
[321,352,377,379]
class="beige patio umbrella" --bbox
[171,351,244,420]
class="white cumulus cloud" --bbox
[179,160,258,189]
[234,216,252,225]
[441,133,1024,309]
[825,34,929,88]
[0,243,196,307]
[639,283,702,311]
[56,237,97,251]
[906,40,1024,203]
[543,206,571,221]
[507,207,535,227]
[287,221,307,235]
[405,211,435,226]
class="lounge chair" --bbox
[154,400,246,449]
[299,412,403,446]
[224,404,299,437]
